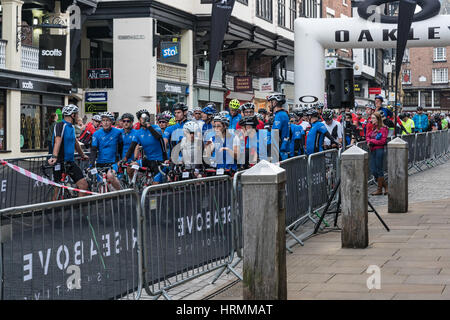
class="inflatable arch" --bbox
[294,2,450,106]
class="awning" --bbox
[225,91,254,101]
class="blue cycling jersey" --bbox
[412,114,429,132]
[92,127,123,164]
[132,126,164,161]
[272,110,290,160]
[163,120,187,157]
[306,121,328,155]
[210,134,237,170]
[229,114,242,130]
[289,124,305,157]
[53,120,76,162]
[121,128,138,160]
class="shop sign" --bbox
[354,83,361,92]
[39,34,66,70]
[85,92,107,113]
[369,87,382,95]
[259,78,274,92]
[234,76,252,92]
[87,68,111,80]
[161,41,180,63]
[19,80,46,92]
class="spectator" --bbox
[367,112,388,196]
[364,104,376,138]
[47,113,58,155]
[400,113,415,135]
[440,113,448,130]
[78,114,101,149]
[412,106,429,132]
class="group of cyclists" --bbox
[46,93,448,197]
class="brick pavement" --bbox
[204,160,450,300]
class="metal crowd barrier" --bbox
[0,189,142,300]
[140,176,240,300]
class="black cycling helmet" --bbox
[239,116,258,128]
[307,109,319,118]
[417,106,424,111]
[173,102,188,112]
[289,113,297,120]
[258,108,268,115]
[293,108,303,118]
[121,113,134,122]
[322,109,334,121]
[136,109,150,119]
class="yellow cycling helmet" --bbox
[168,117,176,126]
[229,99,240,110]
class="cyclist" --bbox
[298,107,311,131]
[205,115,239,171]
[322,109,343,150]
[306,109,341,155]
[289,115,305,157]
[228,99,242,130]
[156,111,172,134]
[89,112,123,191]
[258,108,269,123]
[133,109,151,130]
[179,121,203,174]
[163,103,188,156]
[201,103,217,135]
[119,113,139,178]
[413,106,429,133]
[268,93,290,161]
[236,103,265,130]
[48,104,89,197]
[122,111,166,177]
[192,107,205,127]
[78,114,101,149]
[237,115,265,168]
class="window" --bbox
[0,90,6,151]
[403,48,410,63]
[434,47,446,62]
[403,91,418,106]
[402,69,411,84]
[364,49,375,68]
[289,0,296,30]
[432,68,448,84]
[278,0,286,27]
[256,0,273,22]
[302,0,318,18]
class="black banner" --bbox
[39,34,66,71]
[209,0,235,88]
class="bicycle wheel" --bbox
[45,186,73,225]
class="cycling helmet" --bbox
[307,109,319,118]
[62,104,79,116]
[317,102,325,109]
[186,110,194,121]
[267,93,286,105]
[136,109,150,119]
[202,105,217,115]
[121,113,134,122]
[241,103,256,111]
[293,108,304,118]
[101,111,115,121]
[229,99,240,110]
[92,114,102,122]
[183,121,199,133]
[289,113,297,120]
[219,111,230,118]
[239,116,258,128]
[255,113,264,122]
[156,113,168,122]
[417,106,424,111]
[193,107,202,113]
[322,109,334,121]
[162,110,173,119]
[213,115,230,128]
[173,102,188,112]
[258,108,268,115]
[168,117,176,126]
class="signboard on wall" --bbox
[39,34,66,70]
[369,87,382,95]
[259,78,274,92]
[160,41,180,63]
[87,68,111,80]
[234,76,252,92]
[85,92,107,113]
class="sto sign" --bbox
[294,0,449,107]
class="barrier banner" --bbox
[141,179,233,290]
[0,194,139,300]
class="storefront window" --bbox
[20,93,63,151]
[0,90,6,151]
[157,92,186,113]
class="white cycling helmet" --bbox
[92,114,102,122]
[62,104,79,116]
[100,111,115,121]
[183,121,199,133]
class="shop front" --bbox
[157,81,189,113]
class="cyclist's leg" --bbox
[107,165,121,190]
[52,164,64,200]
[68,163,89,197]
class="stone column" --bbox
[388,137,408,213]
[341,146,369,248]
[241,160,287,300]
[2,0,24,71]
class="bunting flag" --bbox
[209,0,236,90]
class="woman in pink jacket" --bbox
[367,112,388,196]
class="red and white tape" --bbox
[0,160,98,195]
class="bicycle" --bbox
[86,166,117,193]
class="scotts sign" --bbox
[39,34,66,70]
[294,0,449,107]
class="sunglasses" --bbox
[158,121,168,124]
[122,120,132,123]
